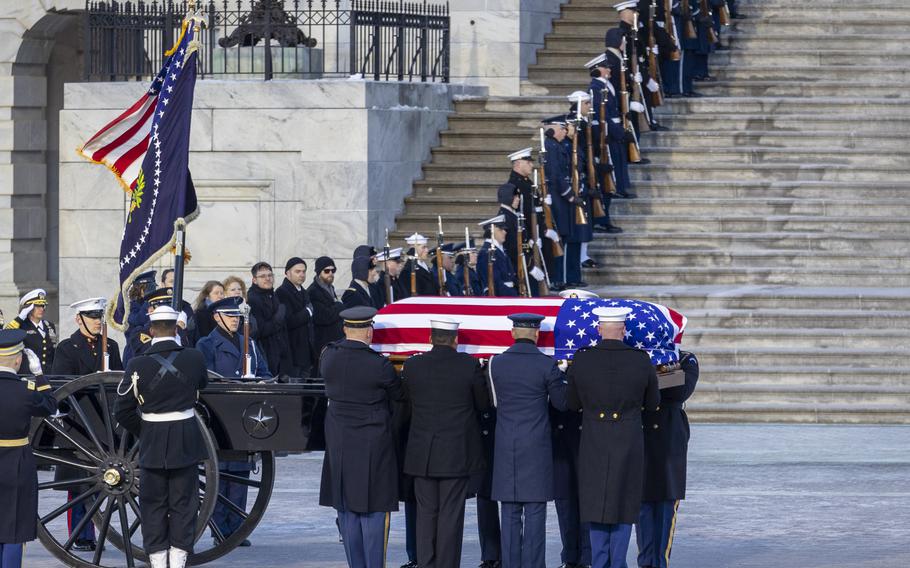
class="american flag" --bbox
[372,296,686,365]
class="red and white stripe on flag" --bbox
[77,91,158,192]
[372,296,564,358]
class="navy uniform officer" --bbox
[477,215,518,297]
[124,287,190,364]
[403,318,490,568]
[587,51,635,206]
[318,306,406,568]
[4,288,57,374]
[401,233,440,296]
[196,296,271,379]
[52,297,123,551]
[636,351,699,568]
[567,307,659,568]
[0,330,58,568]
[114,306,209,568]
[488,313,567,568]
[542,114,585,290]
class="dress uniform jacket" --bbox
[307,281,345,359]
[567,340,660,525]
[113,340,209,469]
[341,280,379,309]
[478,241,518,297]
[641,352,699,502]
[0,370,57,542]
[454,265,483,297]
[5,317,56,374]
[488,340,567,502]
[411,261,441,296]
[196,328,271,379]
[276,277,315,375]
[318,339,405,513]
[508,170,539,237]
[499,205,524,274]
[402,345,490,478]
[550,404,583,501]
[52,330,123,376]
[563,132,595,244]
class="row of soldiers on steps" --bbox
[365,0,740,298]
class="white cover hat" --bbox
[430,318,459,331]
[508,147,533,162]
[148,305,179,322]
[592,306,633,323]
[405,233,428,246]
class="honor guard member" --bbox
[402,318,491,568]
[488,314,567,568]
[477,215,518,297]
[508,148,555,294]
[430,243,462,296]
[375,247,410,306]
[124,270,158,352]
[343,254,383,309]
[52,297,122,550]
[0,331,57,568]
[124,286,187,364]
[686,0,716,82]
[402,233,440,296]
[541,115,577,289]
[318,306,405,568]
[196,296,271,379]
[455,243,483,297]
[637,351,699,568]
[496,182,525,276]
[4,289,57,374]
[113,306,209,568]
[567,307,659,568]
[566,92,598,274]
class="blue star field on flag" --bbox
[554,298,684,365]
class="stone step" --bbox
[702,365,910,387]
[726,33,910,51]
[668,308,910,330]
[580,265,910,287]
[535,49,910,69]
[686,402,910,424]
[691,384,910,406]
[686,328,910,350]
[585,248,910,271]
[695,81,910,98]
[655,114,910,132]
[684,346,910,368]
[709,65,910,82]
[731,21,910,36]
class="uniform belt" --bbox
[0,437,29,447]
[141,409,195,422]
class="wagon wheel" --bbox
[31,372,219,568]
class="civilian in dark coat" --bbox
[307,256,345,364]
[276,257,315,377]
[247,262,291,376]
[113,307,209,565]
[0,331,57,565]
[402,320,491,568]
[319,307,405,568]
[488,314,567,568]
[636,351,699,568]
[567,307,659,568]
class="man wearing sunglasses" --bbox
[308,256,345,366]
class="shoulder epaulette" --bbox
[4,319,20,330]
[139,333,152,344]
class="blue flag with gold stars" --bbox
[109,19,201,329]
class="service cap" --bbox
[405,233,428,246]
[141,287,173,307]
[19,288,48,308]
[210,296,244,317]
[613,0,637,11]
[478,214,507,229]
[584,53,609,69]
[430,318,459,332]
[592,306,633,323]
[341,306,377,328]
[508,313,545,329]
[148,305,179,322]
[559,289,599,299]
[508,148,534,162]
[0,329,27,357]
[70,297,107,318]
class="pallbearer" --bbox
[0,330,57,568]
[3,289,56,374]
[477,215,518,297]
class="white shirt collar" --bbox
[151,336,179,346]
[0,366,18,374]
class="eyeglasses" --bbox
[255,273,274,279]
[322,268,337,274]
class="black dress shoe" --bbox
[614,192,637,199]
[478,561,501,568]
[401,561,419,568]
[700,75,717,81]
[631,158,651,165]
[593,225,611,233]
[549,282,567,292]
[607,224,623,234]
[666,92,683,98]
[683,91,703,98]
[732,13,746,19]
[239,539,252,547]
[567,281,589,288]
[581,259,598,268]
[716,44,730,50]
[652,124,670,131]
[73,539,96,552]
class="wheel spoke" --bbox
[41,417,103,464]
[219,471,261,488]
[32,450,97,472]
[93,496,116,566]
[207,517,226,544]
[118,496,136,567]
[39,476,100,491]
[118,429,131,455]
[96,384,116,450]
[125,492,142,537]
[63,493,105,550]
[40,485,98,524]
[67,395,108,455]
[215,493,249,520]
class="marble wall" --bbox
[56,79,481,337]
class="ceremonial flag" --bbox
[78,15,203,328]
[372,296,686,365]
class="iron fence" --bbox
[82,0,449,82]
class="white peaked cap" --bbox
[405,233,428,246]
[584,53,608,69]
[149,306,179,322]
[70,297,107,313]
[567,90,592,103]
[508,147,533,162]
[430,318,460,331]
[559,289,600,299]
[592,306,633,323]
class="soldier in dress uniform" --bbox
[507,148,556,295]
[124,287,188,363]
[477,215,518,297]
[52,297,123,551]
[124,270,158,353]
[542,115,579,290]
[0,330,57,568]
[430,243,462,296]
[401,233,440,296]
[686,0,716,82]
[113,306,209,568]
[375,247,410,306]
[488,313,567,568]
[196,296,271,379]
[343,255,383,309]
[567,307,660,568]
[636,351,699,568]
[566,92,599,274]
[587,52,634,211]
[402,318,490,568]
[319,306,406,568]
[4,289,57,374]
[455,243,483,298]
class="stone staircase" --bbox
[392,0,910,423]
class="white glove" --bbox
[18,305,33,321]
[530,266,545,282]
[630,101,645,113]
[535,238,543,250]
[653,45,660,55]
[544,194,553,206]
[24,348,43,376]
[647,78,660,93]
[177,311,188,329]
[545,229,560,242]
[633,71,642,83]
[558,360,569,372]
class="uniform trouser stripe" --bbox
[383,512,390,567]
[664,500,680,567]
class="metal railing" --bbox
[82,0,450,82]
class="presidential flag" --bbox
[79,15,203,328]
[372,296,686,365]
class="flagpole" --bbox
[172,219,187,311]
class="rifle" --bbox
[537,129,565,258]
[240,301,253,377]
[436,215,446,296]
[523,191,550,297]
[486,241,496,297]
[719,0,730,25]
[515,197,530,297]
[569,111,589,226]
[462,227,474,296]
[409,257,417,296]
[620,55,643,163]
[665,0,682,61]
[681,0,697,39]
[597,88,618,196]
[383,228,393,304]
[627,12,652,133]
[699,0,719,44]
[101,317,109,372]
[584,92,608,218]
[648,0,664,107]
